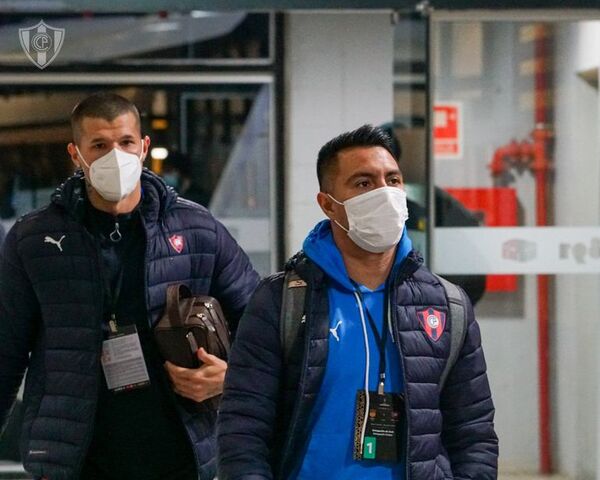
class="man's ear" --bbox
[67,143,81,169]
[142,135,151,162]
[317,191,336,219]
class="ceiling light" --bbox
[144,22,180,33]
[151,147,169,160]
[190,10,211,18]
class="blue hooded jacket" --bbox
[294,220,412,479]
[218,221,498,480]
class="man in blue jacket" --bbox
[0,92,260,480]
[217,124,498,479]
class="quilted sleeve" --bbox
[440,293,499,479]
[210,218,261,335]
[217,275,284,480]
[0,226,39,430]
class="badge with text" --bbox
[417,307,446,342]
[353,390,404,462]
[101,325,150,393]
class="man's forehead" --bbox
[336,146,400,174]
[79,112,140,138]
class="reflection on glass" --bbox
[0,12,271,70]
[432,19,600,477]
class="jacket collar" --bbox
[286,249,423,290]
[51,168,177,226]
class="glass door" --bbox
[430,12,600,478]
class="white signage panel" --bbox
[434,227,600,274]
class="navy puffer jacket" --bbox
[0,169,260,480]
[217,252,498,479]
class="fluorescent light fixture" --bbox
[190,10,212,18]
[144,22,181,33]
[151,147,169,160]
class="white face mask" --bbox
[76,141,144,202]
[329,186,409,253]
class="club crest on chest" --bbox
[417,307,446,342]
[168,234,185,254]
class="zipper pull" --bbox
[109,314,118,334]
[378,373,385,395]
[110,221,122,242]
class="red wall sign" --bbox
[434,102,462,159]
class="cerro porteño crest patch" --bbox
[417,307,446,342]
[169,234,185,254]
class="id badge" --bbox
[353,390,404,462]
[101,324,150,393]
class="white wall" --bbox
[284,11,394,256]
[433,21,540,471]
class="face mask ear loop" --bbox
[327,193,350,233]
[333,219,350,233]
[327,193,343,205]
[75,146,91,170]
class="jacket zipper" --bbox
[141,216,204,474]
[389,283,411,480]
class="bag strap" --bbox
[435,274,468,391]
[166,284,192,328]
[280,269,307,365]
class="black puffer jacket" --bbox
[0,170,260,480]
[217,252,498,479]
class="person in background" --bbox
[162,151,212,207]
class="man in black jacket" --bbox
[217,125,498,479]
[0,92,260,480]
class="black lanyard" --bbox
[104,267,125,334]
[96,227,136,334]
[354,285,390,395]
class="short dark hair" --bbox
[71,92,141,144]
[316,124,397,191]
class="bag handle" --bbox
[166,284,193,327]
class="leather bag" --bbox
[154,284,231,409]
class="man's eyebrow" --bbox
[88,134,136,144]
[345,171,376,184]
[345,169,402,183]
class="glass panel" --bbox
[432,17,600,477]
[393,13,429,259]
[0,84,274,275]
[0,12,271,71]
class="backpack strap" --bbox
[280,269,307,365]
[435,274,468,391]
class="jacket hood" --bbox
[299,219,414,291]
[51,168,177,225]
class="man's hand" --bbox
[164,348,227,403]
